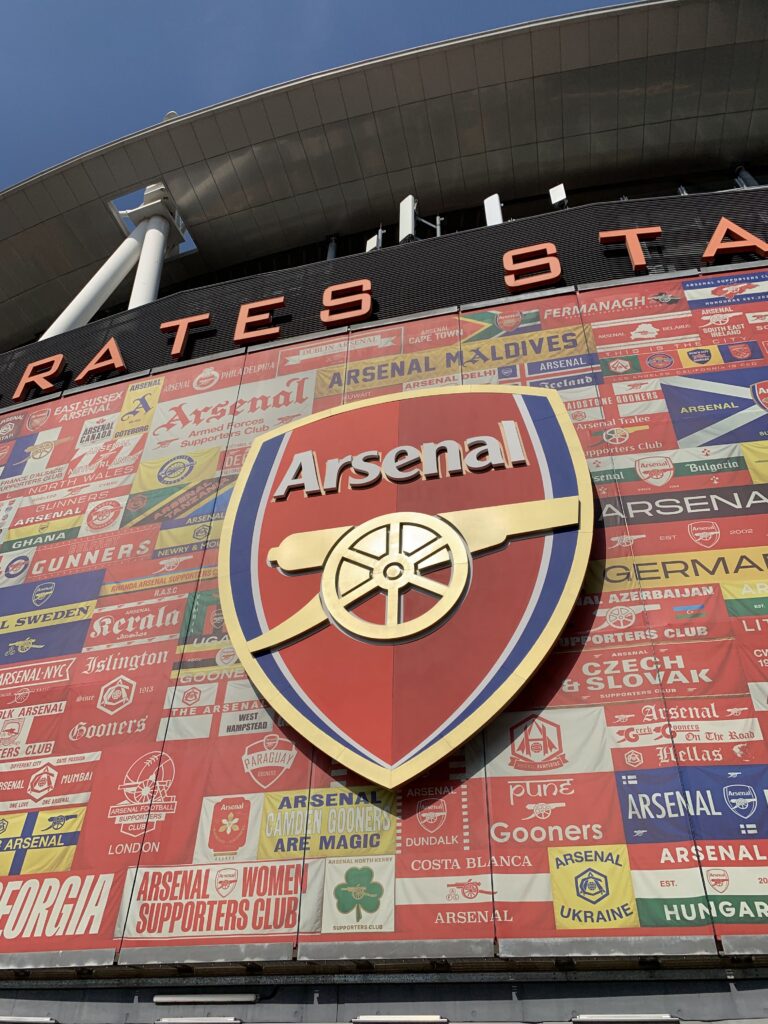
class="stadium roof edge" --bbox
[0,0,667,199]
[0,0,765,350]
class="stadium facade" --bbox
[1,0,768,1021]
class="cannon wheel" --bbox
[320,511,470,642]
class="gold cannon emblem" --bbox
[249,497,580,651]
[5,637,45,655]
[22,442,55,462]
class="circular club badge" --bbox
[86,499,122,532]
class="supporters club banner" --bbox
[1,267,768,965]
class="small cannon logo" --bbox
[5,637,44,656]
[446,879,495,901]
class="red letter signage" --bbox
[599,226,663,273]
[233,297,285,344]
[320,280,373,326]
[13,354,65,402]
[503,244,561,292]
[702,217,768,264]
[160,313,212,359]
[74,337,126,384]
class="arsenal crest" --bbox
[417,798,448,834]
[751,380,768,412]
[723,784,758,819]
[635,455,674,487]
[220,386,592,787]
[728,343,753,361]
[687,521,720,549]
[706,868,729,893]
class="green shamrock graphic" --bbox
[333,867,384,922]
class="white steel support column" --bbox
[39,220,151,340]
[128,215,171,309]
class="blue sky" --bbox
[0,0,635,191]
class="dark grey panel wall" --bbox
[3,187,767,409]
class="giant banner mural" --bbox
[0,269,767,964]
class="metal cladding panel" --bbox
[2,198,768,966]
[3,978,768,1024]
[118,940,295,964]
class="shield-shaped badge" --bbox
[706,868,729,893]
[723,784,758,819]
[417,798,448,834]
[214,867,238,897]
[688,520,720,548]
[32,582,55,607]
[635,455,674,487]
[685,348,712,364]
[751,381,768,412]
[242,733,297,789]
[727,343,753,361]
[608,359,632,374]
[220,386,592,788]
[208,796,249,856]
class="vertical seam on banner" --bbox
[114,353,249,963]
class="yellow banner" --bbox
[549,844,638,930]
[678,346,723,369]
[101,569,203,597]
[721,579,768,601]
[155,519,222,553]
[258,787,396,859]
[116,378,164,435]
[461,325,592,371]
[133,447,220,493]
[742,442,768,483]
[587,546,768,592]
[315,348,460,399]
[0,600,96,635]
[8,514,82,542]
[0,806,86,876]
[313,330,590,398]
